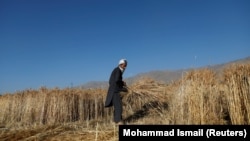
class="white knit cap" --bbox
[118,59,127,65]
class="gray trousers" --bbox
[112,92,122,123]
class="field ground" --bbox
[0,122,120,141]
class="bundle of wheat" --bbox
[121,77,168,122]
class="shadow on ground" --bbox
[123,101,168,123]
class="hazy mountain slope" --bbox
[79,56,250,89]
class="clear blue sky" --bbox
[1,0,249,94]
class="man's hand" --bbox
[123,81,127,86]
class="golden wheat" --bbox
[0,64,249,140]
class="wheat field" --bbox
[0,64,249,141]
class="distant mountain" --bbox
[208,56,250,73]
[79,81,109,89]
[79,56,250,89]
[124,70,184,85]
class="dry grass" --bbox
[0,64,249,140]
[0,88,109,126]
[222,64,250,124]
[169,68,226,124]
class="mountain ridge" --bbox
[79,56,250,89]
